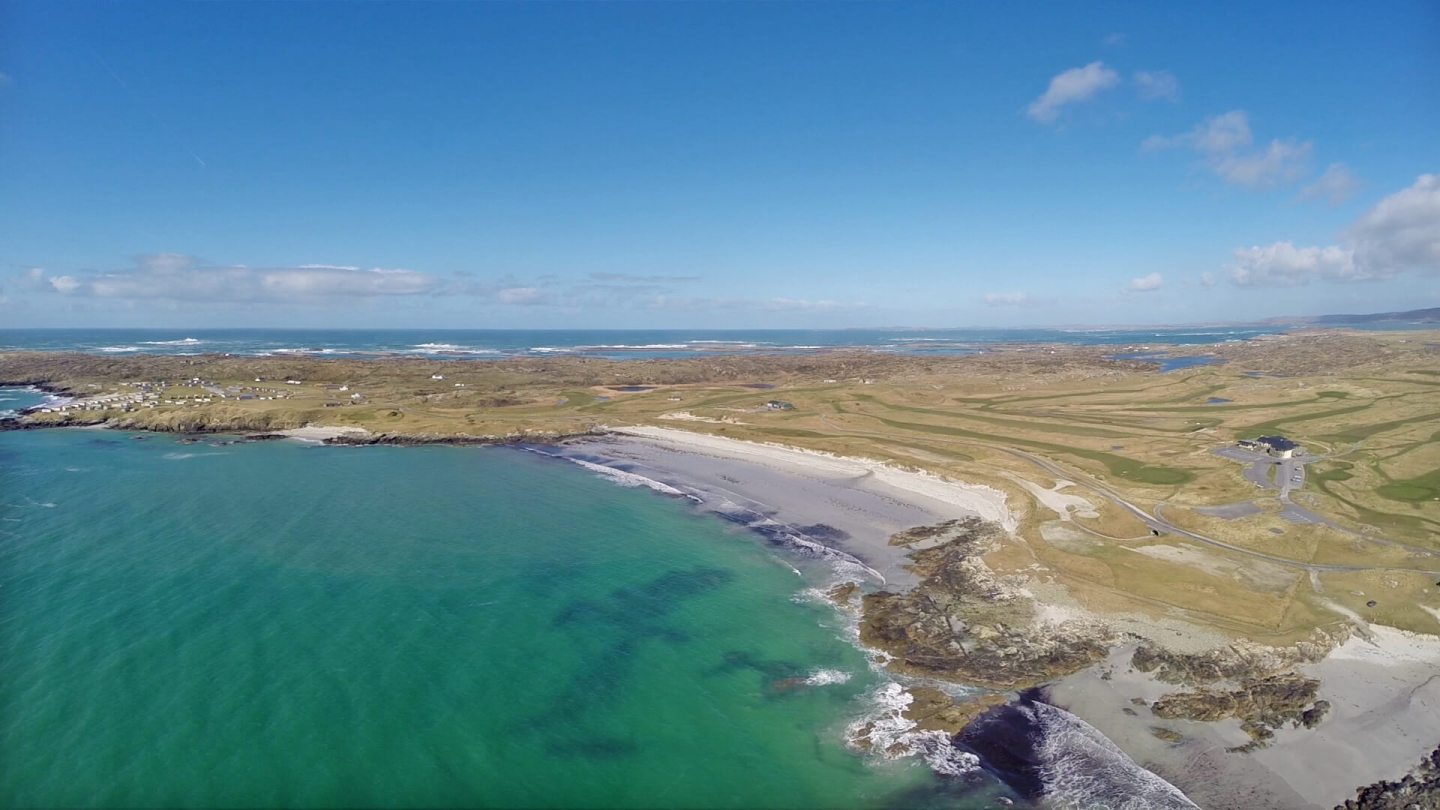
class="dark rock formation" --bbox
[1337,745,1440,809]
[860,517,1112,690]
[1150,673,1328,749]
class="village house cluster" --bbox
[34,377,299,415]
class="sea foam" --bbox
[804,668,852,686]
[846,682,981,777]
[565,458,702,502]
[1030,701,1198,810]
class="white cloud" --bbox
[1227,174,1440,286]
[496,286,548,305]
[1133,70,1180,102]
[49,275,82,294]
[1210,139,1312,189]
[1199,272,1217,288]
[1145,110,1312,190]
[1103,33,1126,47]
[17,267,48,289]
[1347,173,1440,273]
[1027,61,1120,124]
[983,292,1030,306]
[37,254,441,301]
[1229,243,1358,286]
[1128,272,1163,292]
[1300,163,1361,204]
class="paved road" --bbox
[807,411,1438,573]
[1214,447,1437,558]
[998,447,1440,576]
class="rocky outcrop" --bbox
[1128,634,1345,750]
[1337,745,1440,809]
[860,517,1114,690]
[1131,635,1340,686]
[1150,673,1330,750]
[903,687,1008,736]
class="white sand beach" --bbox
[613,425,1015,529]
[1048,628,1440,809]
[277,425,372,442]
[571,425,1440,809]
[562,425,1014,587]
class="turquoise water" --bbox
[0,419,998,808]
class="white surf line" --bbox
[529,444,886,584]
[610,425,1016,532]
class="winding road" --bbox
[997,446,1440,577]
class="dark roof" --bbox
[1255,435,1299,451]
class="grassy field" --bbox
[4,328,1438,643]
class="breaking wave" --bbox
[962,697,1198,809]
[140,338,201,346]
[575,343,692,350]
[409,343,501,355]
[564,458,702,502]
[846,682,981,778]
[804,668,852,686]
[1032,701,1198,809]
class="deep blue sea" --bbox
[0,325,1325,360]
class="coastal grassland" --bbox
[3,329,1438,644]
[1312,569,1440,634]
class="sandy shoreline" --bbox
[277,425,372,442]
[563,425,1440,809]
[562,425,1014,588]
[1047,628,1440,809]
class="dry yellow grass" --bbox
[4,328,1438,641]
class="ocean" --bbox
[0,393,1017,808]
[0,325,1323,360]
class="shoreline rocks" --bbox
[859,517,1113,691]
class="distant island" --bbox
[1265,306,1440,326]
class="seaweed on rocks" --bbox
[1149,673,1328,749]
[859,517,1113,690]
[1128,635,1344,750]
[1130,635,1339,686]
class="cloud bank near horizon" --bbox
[1228,173,1440,286]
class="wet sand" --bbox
[557,426,1014,588]
[563,425,1440,809]
[1047,630,1440,809]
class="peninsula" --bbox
[4,327,1439,808]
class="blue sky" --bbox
[1,0,1436,328]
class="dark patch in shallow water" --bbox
[792,523,850,542]
[958,690,1048,801]
[960,689,1196,809]
[535,567,735,731]
[707,650,804,680]
[545,737,640,759]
